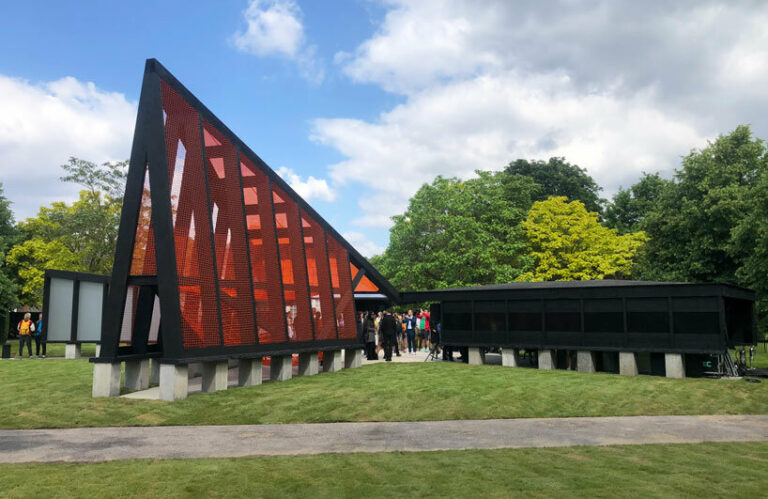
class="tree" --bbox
[604,173,672,234]
[6,158,126,305]
[504,157,605,213]
[0,182,19,311]
[636,126,768,284]
[519,196,646,281]
[374,171,534,291]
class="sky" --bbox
[1,0,768,257]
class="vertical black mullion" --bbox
[70,279,80,343]
[541,298,546,349]
[668,296,674,350]
[144,68,183,361]
[235,149,260,344]
[198,115,225,351]
[470,300,475,335]
[622,297,628,349]
[297,207,316,341]
[42,273,51,340]
[579,298,584,348]
[323,232,339,339]
[268,178,290,342]
[504,299,509,346]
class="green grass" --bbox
[8,342,99,358]
[2,442,767,498]
[1,356,767,429]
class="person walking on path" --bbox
[35,313,46,358]
[379,309,398,362]
[17,313,35,358]
[364,312,378,360]
[403,310,417,354]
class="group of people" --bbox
[15,312,46,358]
[358,309,440,361]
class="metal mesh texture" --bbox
[350,263,379,293]
[302,213,337,340]
[326,235,357,339]
[272,184,313,342]
[162,82,221,348]
[129,165,157,276]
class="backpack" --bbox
[19,320,31,335]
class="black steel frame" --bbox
[42,269,110,344]
[95,59,397,364]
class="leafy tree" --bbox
[6,158,126,304]
[519,196,646,281]
[0,182,19,312]
[636,126,767,285]
[604,173,672,234]
[374,171,534,291]
[505,157,605,213]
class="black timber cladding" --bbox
[402,281,756,354]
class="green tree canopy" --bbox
[604,173,672,234]
[373,171,535,291]
[505,157,605,213]
[0,182,19,311]
[519,196,646,281]
[5,158,126,305]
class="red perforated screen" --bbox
[273,184,313,342]
[302,213,337,340]
[350,263,379,293]
[326,235,357,339]
[162,82,221,348]
[129,165,157,276]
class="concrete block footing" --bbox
[501,349,520,367]
[665,353,686,379]
[65,343,81,359]
[323,350,343,373]
[619,352,639,376]
[149,359,160,385]
[468,347,486,365]
[159,364,188,401]
[344,348,362,369]
[270,355,293,381]
[92,363,121,397]
[94,344,101,358]
[202,361,229,392]
[124,359,150,391]
[238,358,263,386]
[538,349,555,370]
[298,353,319,376]
[576,351,597,373]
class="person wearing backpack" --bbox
[17,313,35,358]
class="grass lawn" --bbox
[1,355,767,429]
[7,342,99,358]
[2,442,767,498]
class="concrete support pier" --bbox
[538,349,555,370]
[468,347,485,365]
[619,352,639,376]
[202,361,229,392]
[323,350,342,373]
[576,351,596,373]
[501,348,520,367]
[238,358,262,386]
[665,353,686,379]
[159,364,188,401]
[124,359,150,391]
[94,344,101,358]
[149,359,160,385]
[92,363,121,397]
[344,348,362,369]
[298,353,319,376]
[65,343,81,359]
[270,355,293,381]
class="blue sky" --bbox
[1,1,768,256]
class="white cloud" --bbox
[0,74,135,220]
[316,0,768,229]
[342,231,385,258]
[276,166,335,202]
[232,0,324,83]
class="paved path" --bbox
[1,415,767,463]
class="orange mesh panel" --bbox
[350,263,379,293]
[302,214,337,340]
[203,121,257,346]
[162,81,221,348]
[129,165,157,275]
[241,156,286,343]
[326,235,357,339]
[272,184,313,342]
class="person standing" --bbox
[403,310,417,354]
[17,313,35,358]
[35,313,46,358]
[379,309,398,362]
[364,312,377,360]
